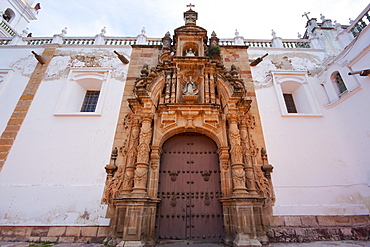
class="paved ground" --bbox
[0,241,370,247]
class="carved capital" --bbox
[141,112,154,122]
[227,113,239,123]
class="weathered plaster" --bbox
[45,49,130,81]
[10,55,38,77]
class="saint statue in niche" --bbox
[183,77,199,95]
[186,48,195,56]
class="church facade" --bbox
[0,1,369,246]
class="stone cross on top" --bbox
[184,3,197,25]
[302,12,311,20]
[187,3,195,9]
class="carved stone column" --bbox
[131,114,153,197]
[227,113,248,196]
[120,118,141,197]
[240,115,258,196]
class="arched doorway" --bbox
[155,133,224,241]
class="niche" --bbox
[182,42,199,56]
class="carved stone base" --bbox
[233,234,262,247]
[182,94,198,103]
[221,197,269,246]
[111,197,160,245]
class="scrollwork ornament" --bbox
[254,164,275,205]
[102,167,124,204]
[246,114,255,129]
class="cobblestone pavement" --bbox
[0,241,370,247]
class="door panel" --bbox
[156,133,224,241]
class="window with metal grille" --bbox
[80,91,100,112]
[283,93,297,113]
[335,73,347,94]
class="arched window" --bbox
[331,71,347,95]
[3,8,15,23]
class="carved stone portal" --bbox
[103,6,274,247]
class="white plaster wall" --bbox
[0,46,132,225]
[0,47,40,135]
[249,47,370,216]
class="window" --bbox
[272,71,321,117]
[3,8,15,23]
[332,72,347,95]
[54,68,110,116]
[283,94,297,113]
[81,91,100,112]
[321,70,362,108]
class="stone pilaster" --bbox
[218,147,233,196]
[147,146,161,199]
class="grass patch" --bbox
[28,241,57,247]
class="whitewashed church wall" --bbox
[0,47,41,136]
[250,48,370,216]
[0,46,131,225]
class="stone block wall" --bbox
[268,215,370,242]
[0,226,109,243]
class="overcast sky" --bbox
[26,0,369,39]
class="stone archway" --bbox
[155,133,224,241]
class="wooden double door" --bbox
[156,133,224,241]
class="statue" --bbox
[183,77,198,95]
[186,48,195,56]
[100,27,106,36]
[61,27,67,37]
[320,14,325,22]
[271,29,277,38]
[235,29,240,37]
